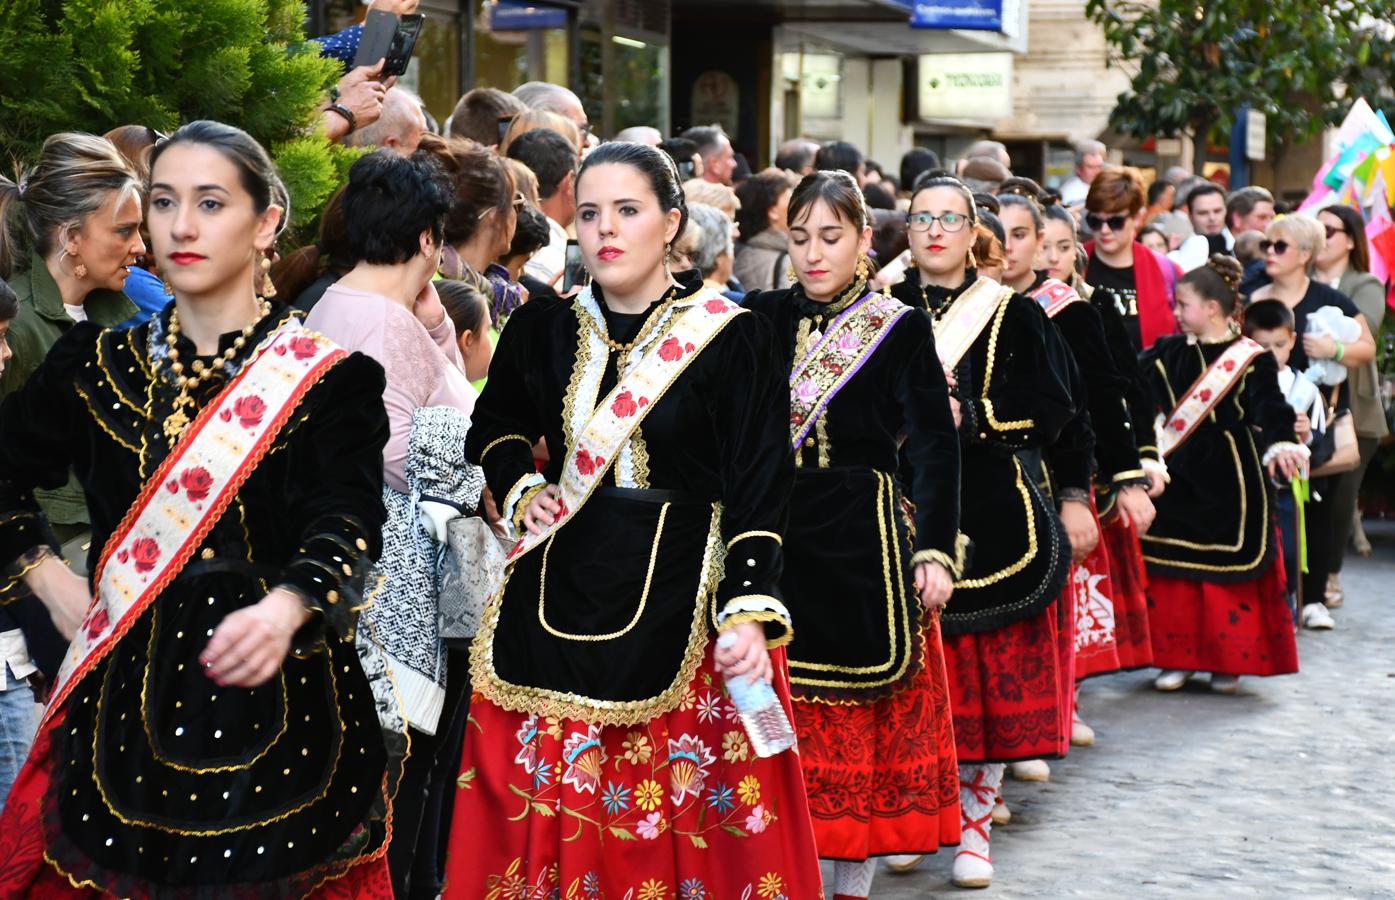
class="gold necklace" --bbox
[808,275,868,341]
[589,287,681,354]
[162,298,272,441]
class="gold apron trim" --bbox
[957,459,1039,589]
[1141,430,1270,569]
[471,504,724,727]
[980,293,1035,433]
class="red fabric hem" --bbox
[1102,514,1154,669]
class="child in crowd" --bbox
[1244,299,1321,619]
[1139,256,1307,694]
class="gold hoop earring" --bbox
[259,252,277,299]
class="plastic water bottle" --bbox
[717,630,796,758]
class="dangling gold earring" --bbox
[856,254,871,284]
[786,263,797,284]
[162,274,175,295]
[259,252,277,298]
[73,261,88,280]
[664,242,673,268]
[967,247,979,270]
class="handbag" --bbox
[1310,386,1359,478]
[437,515,513,641]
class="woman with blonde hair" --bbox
[1249,213,1376,631]
[499,108,581,157]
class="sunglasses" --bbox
[1084,212,1130,232]
[1324,225,1347,240]
[1258,239,1291,256]
[907,211,970,233]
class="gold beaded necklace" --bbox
[161,297,272,441]
[588,285,682,354]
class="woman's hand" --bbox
[914,561,954,611]
[23,554,89,640]
[1115,485,1156,535]
[1145,470,1167,498]
[201,588,312,688]
[1266,448,1306,482]
[1301,332,1337,362]
[335,60,388,127]
[714,621,773,685]
[1059,499,1100,563]
[414,279,446,330]
[522,484,563,534]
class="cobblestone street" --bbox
[846,522,1395,899]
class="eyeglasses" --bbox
[1259,239,1291,256]
[1084,212,1130,232]
[1324,225,1347,240]
[907,211,970,233]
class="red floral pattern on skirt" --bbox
[1073,530,1123,680]
[1146,554,1298,677]
[1102,514,1154,669]
[942,602,1069,764]
[442,647,822,899]
[790,623,961,861]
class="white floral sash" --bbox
[932,276,1014,369]
[1156,337,1265,458]
[1029,277,1083,319]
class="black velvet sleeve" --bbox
[462,299,553,529]
[0,323,94,588]
[896,310,965,575]
[1043,336,1096,494]
[711,311,795,647]
[1051,302,1143,486]
[274,353,390,648]
[1093,288,1160,464]
[1242,349,1299,453]
[959,296,1076,451]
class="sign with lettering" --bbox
[916,53,1013,120]
[910,0,1004,31]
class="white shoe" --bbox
[884,854,924,873]
[1301,604,1335,630]
[1324,573,1344,608]
[991,797,1011,826]
[1209,673,1241,694]
[1153,669,1193,691]
[1070,710,1095,747]
[1007,759,1050,782]
[952,850,994,889]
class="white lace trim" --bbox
[1262,441,1311,465]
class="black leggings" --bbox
[1300,475,1333,606]
[388,651,472,899]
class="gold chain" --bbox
[588,288,681,354]
[162,297,272,442]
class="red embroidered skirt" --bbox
[1073,530,1123,679]
[790,622,961,861]
[0,713,393,898]
[1101,514,1154,670]
[941,601,1069,765]
[442,646,823,899]
[1146,556,1298,677]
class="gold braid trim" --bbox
[510,483,549,534]
[718,611,793,649]
[1111,468,1148,484]
[480,433,532,463]
[957,462,1038,589]
[627,427,651,488]
[724,530,782,550]
[73,381,141,454]
[470,504,724,727]
[910,531,970,580]
[980,296,1035,433]
[2,547,57,599]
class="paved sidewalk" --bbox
[838,522,1395,898]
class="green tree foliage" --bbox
[0,0,355,236]
[1085,1,1395,170]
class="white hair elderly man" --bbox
[513,81,593,146]
[342,86,428,155]
[1060,139,1106,208]
[613,125,663,146]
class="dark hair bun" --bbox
[1205,253,1243,291]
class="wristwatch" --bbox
[326,102,357,131]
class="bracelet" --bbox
[1057,487,1091,505]
[326,103,357,131]
[1333,340,1345,362]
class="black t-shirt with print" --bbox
[1085,253,1141,350]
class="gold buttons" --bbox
[803,437,815,447]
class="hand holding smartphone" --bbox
[354,8,425,77]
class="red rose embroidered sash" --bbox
[789,291,913,448]
[933,276,1014,368]
[41,323,346,725]
[1029,277,1083,320]
[503,290,746,567]
[1156,337,1265,458]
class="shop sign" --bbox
[917,52,1012,121]
[910,0,1003,31]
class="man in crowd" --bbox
[514,81,592,146]
[344,86,427,154]
[508,128,579,286]
[960,156,1009,193]
[775,138,820,175]
[682,125,737,186]
[1183,181,1229,252]
[614,126,663,146]
[814,140,866,185]
[1226,186,1276,239]
[447,86,527,147]
[1060,139,1107,208]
